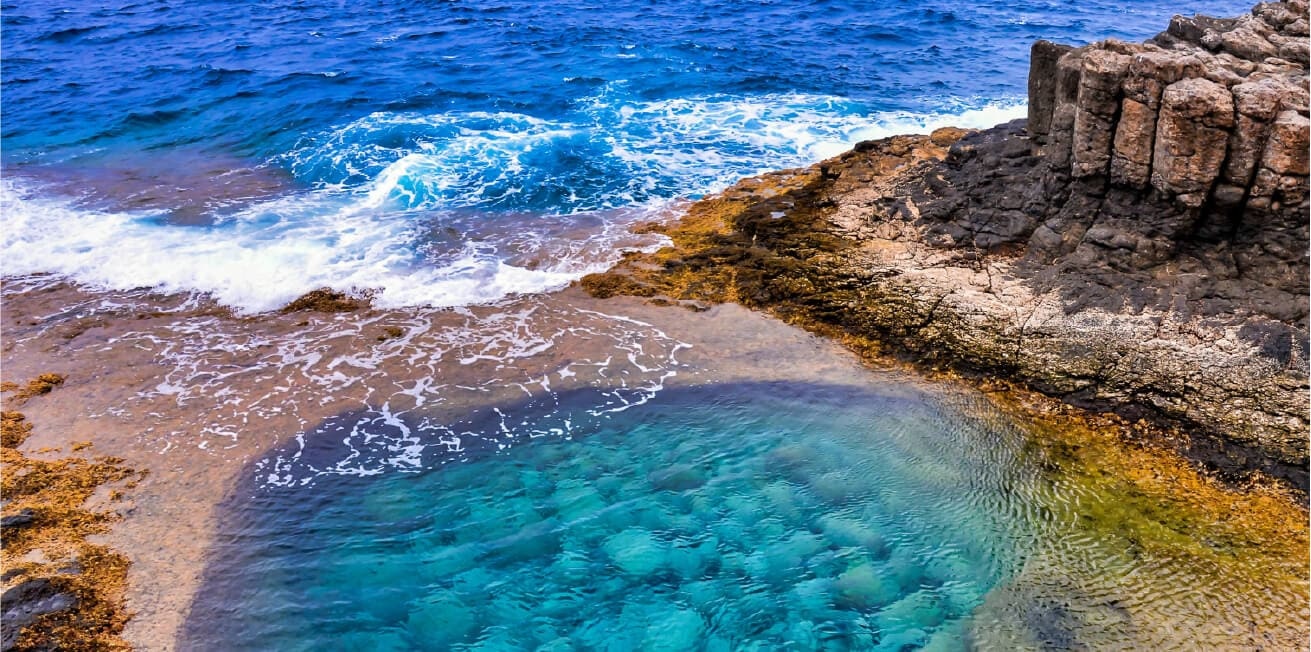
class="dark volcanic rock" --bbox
[886,1,1309,483]
[0,509,37,531]
[1,579,76,651]
[594,0,1309,490]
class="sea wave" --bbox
[0,178,663,313]
[3,94,1025,313]
[286,91,1025,213]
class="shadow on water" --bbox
[179,379,1043,651]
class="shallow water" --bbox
[182,381,1036,650]
[3,282,1305,650]
[178,376,1309,651]
[3,1,1304,649]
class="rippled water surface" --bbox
[183,382,1035,650]
[179,377,1308,651]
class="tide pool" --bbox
[182,382,1038,650]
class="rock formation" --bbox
[584,0,1311,489]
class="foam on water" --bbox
[3,95,1023,312]
[0,177,665,312]
[5,282,691,483]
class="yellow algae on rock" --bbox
[1,377,143,652]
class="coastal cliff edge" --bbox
[583,0,1311,491]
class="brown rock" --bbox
[1226,114,1274,186]
[1252,1,1301,29]
[1272,33,1310,65]
[1234,77,1291,119]
[1151,78,1236,201]
[1165,14,1237,49]
[929,127,970,147]
[1224,77,1294,185]
[1220,15,1280,61]
[1261,110,1311,176]
[1072,48,1131,177]
[1110,98,1158,187]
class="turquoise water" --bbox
[183,382,1041,650]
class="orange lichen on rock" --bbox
[2,373,65,402]
[1,377,142,652]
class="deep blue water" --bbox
[1,0,1251,311]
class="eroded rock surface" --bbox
[587,0,1310,489]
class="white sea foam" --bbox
[18,285,692,485]
[0,178,658,313]
[3,94,1025,313]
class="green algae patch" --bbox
[998,386,1309,569]
[2,377,144,652]
[967,383,1310,647]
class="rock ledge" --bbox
[585,0,1310,490]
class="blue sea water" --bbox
[1,0,1251,311]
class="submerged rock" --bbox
[641,607,706,652]
[1,579,77,651]
[602,527,668,578]
[647,464,708,492]
[405,593,477,648]
[835,563,899,609]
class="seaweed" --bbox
[1,377,142,652]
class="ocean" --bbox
[1,0,1250,311]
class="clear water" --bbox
[6,3,1300,649]
[181,382,1040,651]
[1,0,1252,311]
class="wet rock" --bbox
[1,579,77,651]
[0,509,37,531]
[280,287,368,313]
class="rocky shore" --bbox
[583,0,1310,490]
